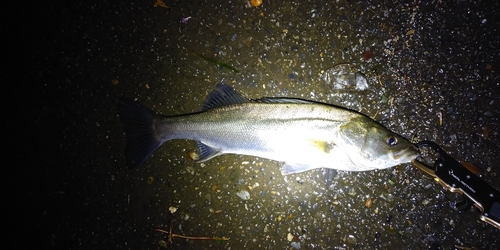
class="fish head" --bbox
[338,116,418,171]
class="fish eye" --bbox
[386,135,398,146]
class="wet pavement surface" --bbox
[11,0,500,249]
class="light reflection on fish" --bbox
[117,84,417,174]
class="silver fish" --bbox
[118,84,418,174]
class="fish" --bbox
[117,84,418,175]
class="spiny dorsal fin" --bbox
[201,84,248,111]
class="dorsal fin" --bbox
[201,84,248,111]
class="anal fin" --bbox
[195,141,222,162]
[281,163,318,175]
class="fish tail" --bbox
[117,97,164,168]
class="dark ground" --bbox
[8,0,500,249]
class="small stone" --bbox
[188,151,199,160]
[158,240,167,247]
[291,241,301,249]
[236,190,250,200]
[364,197,373,208]
[169,206,177,214]
[147,176,154,184]
[346,235,357,245]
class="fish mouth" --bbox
[393,146,419,163]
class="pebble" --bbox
[236,190,250,200]
[364,197,373,208]
[291,241,301,249]
[346,234,357,245]
[169,206,177,214]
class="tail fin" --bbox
[117,97,164,168]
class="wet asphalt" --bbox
[9,0,500,249]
